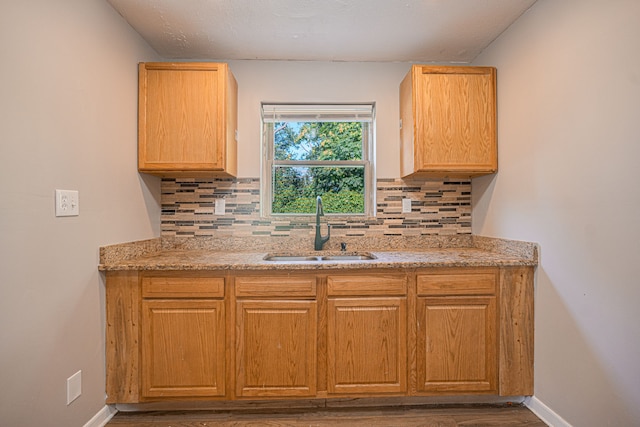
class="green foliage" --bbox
[272,121,366,214]
[272,191,364,214]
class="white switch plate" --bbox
[215,198,225,215]
[402,198,412,213]
[55,190,79,217]
[67,370,81,405]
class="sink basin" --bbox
[263,253,376,262]
[320,254,376,261]
[263,255,320,262]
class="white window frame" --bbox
[261,103,376,218]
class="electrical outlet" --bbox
[215,198,226,215]
[402,199,411,213]
[402,198,412,213]
[67,370,81,405]
[55,190,79,217]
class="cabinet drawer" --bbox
[142,274,225,298]
[417,269,497,296]
[235,276,316,298]
[327,274,407,296]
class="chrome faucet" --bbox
[314,196,330,250]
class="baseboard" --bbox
[524,396,572,427]
[116,395,526,412]
[84,405,117,427]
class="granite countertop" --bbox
[99,235,538,271]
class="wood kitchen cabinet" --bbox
[234,275,318,397]
[138,62,238,176]
[105,265,533,403]
[414,268,498,394]
[399,65,497,178]
[140,273,227,398]
[326,274,407,394]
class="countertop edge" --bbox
[99,235,539,271]
[99,259,538,272]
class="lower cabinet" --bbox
[105,266,533,403]
[140,273,226,398]
[326,274,407,394]
[415,268,498,394]
[234,275,317,397]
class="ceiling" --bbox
[107,0,537,63]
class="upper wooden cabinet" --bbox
[138,62,238,177]
[400,65,497,178]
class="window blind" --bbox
[261,103,374,123]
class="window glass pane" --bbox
[272,166,365,214]
[274,122,363,161]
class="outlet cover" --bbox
[67,370,81,405]
[215,198,225,215]
[402,198,412,213]
[55,190,79,217]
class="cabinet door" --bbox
[236,300,317,397]
[141,299,226,398]
[327,297,407,394]
[138,62,237,175]
[416,296,496,393]
[401,65,496,177]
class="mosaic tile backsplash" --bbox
[161,178,471,238]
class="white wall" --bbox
[0,0,161,425]
[472,1,640,425]
[227,60,410,178]
[7,1,638,425]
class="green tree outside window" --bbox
[272,121,365,214]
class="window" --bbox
[261,103,375,216]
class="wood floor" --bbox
[107,404,547,426]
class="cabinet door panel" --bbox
[141,299,225,398]
[138,62,237,176]
[142,67,221,168]
[416,296,496,393]
[400,65,497,178]
[327,298,407,394]
[415,71,495,170]
[236,300,317,397]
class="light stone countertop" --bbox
[99,235,538,271]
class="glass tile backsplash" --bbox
[161,178,471,238]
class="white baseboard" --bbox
[84,405,117,427]
[525,396,572,427]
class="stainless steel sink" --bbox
[320,254,376,261]
[263,255,320,262]
[263,253,376,262]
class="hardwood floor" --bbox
[107,404,547,426]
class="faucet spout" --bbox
[315,195,324,222]
[314,196,330,250]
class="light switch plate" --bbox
[55,190,79,217]
[67,370,81,405]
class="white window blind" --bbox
[261,103,374,123]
